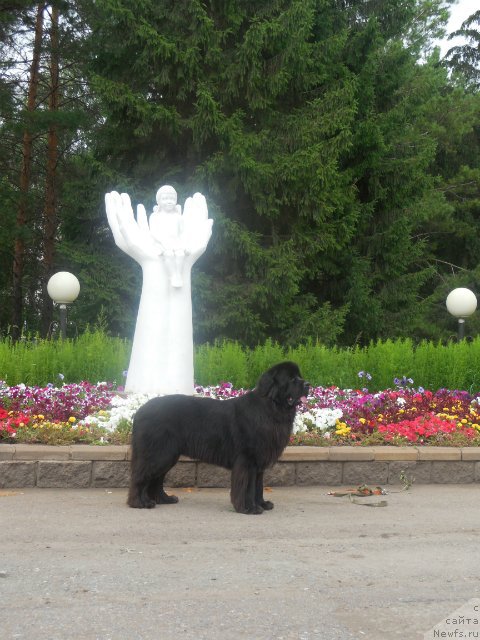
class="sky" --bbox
[437,0,477,56]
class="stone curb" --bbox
[1,445,480,488]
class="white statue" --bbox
[105,186,213,395]
[149,185,185,287]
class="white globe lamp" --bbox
[446,287,477,340]
[47,272,80,339]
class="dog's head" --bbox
[256,361,309,409]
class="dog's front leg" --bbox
[246,466,263,514]
[255,471,274,510]
[231,457,263,514]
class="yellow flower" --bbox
[359,418,366,424]
[461,419,468,424]
[68,417,76,423]
[335,419,351,436]
[37,414,45,420]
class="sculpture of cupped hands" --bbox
[105,190,213,282]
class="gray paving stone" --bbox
[0,445,16,460]
[264,462,295,486]
[197,463,230,488]
[0,461,36,488]
[296,461,343,485]
[342,462,389,485]
[37,461,92,488]
[431,461,475,484]
[165,461,197,487]
[387,461,432,485]
[92,461,130,487]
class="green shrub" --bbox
[0,330,130,386]
[1,332,480,392]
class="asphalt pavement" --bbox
[1,485,480,640]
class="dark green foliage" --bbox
[79,0,361,345]
[445,9,480,88]
[0,1,479,348]
[77,0,480,346]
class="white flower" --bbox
[396,397,406,406]
[293,407,343,434]
[293,412,306,434]
[79,393,154,432]
[313,407,343,431]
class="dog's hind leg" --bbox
[148,473,179,504]
[127,473,156,509]
[127,448,158,509]
[146,453,180,505]
[231,456,263,515]
[255,471,274,510]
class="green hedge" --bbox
[1,332,480,392]
[0,330,130,387]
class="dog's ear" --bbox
[256,370,276,398]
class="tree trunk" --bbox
[12,3,45,340]
[41,4,60,337]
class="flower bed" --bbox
[1,376,480,447]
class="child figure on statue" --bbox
[149,185,185,287]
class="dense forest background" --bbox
[1,0,479,347]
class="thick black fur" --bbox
[128,361,309,514]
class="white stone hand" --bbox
[105,191,159,264]
[182,192,214,260]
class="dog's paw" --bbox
[247,505,264,515]
[260,500,274,510]
[128,498,156,509]
[157,493,179,504]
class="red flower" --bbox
[378,413,474,442]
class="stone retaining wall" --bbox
[1,445,480,488]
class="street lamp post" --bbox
[47,272,80,339]
[446,287,477,341]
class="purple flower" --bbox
[358,371,372,381]
[394,376,414,388]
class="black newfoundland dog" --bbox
[128,361,309,514]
